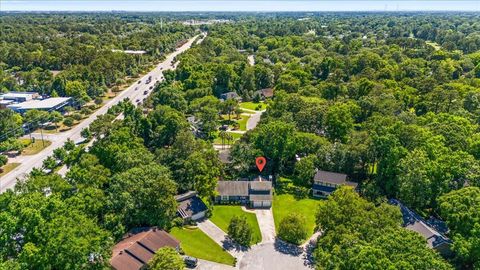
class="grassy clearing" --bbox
[0,163,20,178]
[239,101,267,111]
[170,227,236,266]
[18,139,52,155]
[210,205,262,245]
[273,178,320,235]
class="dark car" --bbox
[219,125,228,131]
[138,80,141,84]
[143,90,148,95]
[183,256,198,268]
[149,86,153,90]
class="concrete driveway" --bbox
[255,209,276,243]
[195,259,236,270]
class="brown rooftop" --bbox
[314,170,356,186]
[110,228,180,270]
[216,181,249,196]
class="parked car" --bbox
[183,256,198,268]
[219,125,228,131]
[143,90,148,95]
[138,80,141,84]
[149,86,153,90]
[135,87,138,90]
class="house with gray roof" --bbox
[175,191,208,222]
[220,91,242,102]
[389,199,452,256]
[215,180,272,208]
[312,170,358,198]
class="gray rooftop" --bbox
[249,181,272,191]
[7,97,71,110]
[216,181,249,196]
[314,170,348,185]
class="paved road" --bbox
[0,33,204,192]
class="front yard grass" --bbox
[273,178,320,235]
[239,101,267,111]
[170,227,236,266]
[18,139,52,155]
[210,205,262,244]
[0,163,20,178]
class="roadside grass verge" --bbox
[0,163,20,178]
[18,139,52,155]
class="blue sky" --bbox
[1,1,479,12]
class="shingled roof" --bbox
[110,228,180,270]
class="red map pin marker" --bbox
[256,156,266,172]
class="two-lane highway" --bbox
[0,33,205,192]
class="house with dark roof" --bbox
[215,180,272,208]
[312,170,358,198]
[220,91,242,102]
[175,191,208,222]
[110,227,180,270]
[254,88,274,100]
[389,199,452,256]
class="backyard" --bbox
[210,205,262,244]
[272,178,320,235]
[170,226,236,266]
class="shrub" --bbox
[147,247,184,270]
[278,213,308,245]
[228,215,252,247]
[0,155,7,167]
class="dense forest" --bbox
[0,12,479,269]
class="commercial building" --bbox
[7,97,72,113]
[312,170,358,198]
[110,227,180,270]
[0,92,39,102]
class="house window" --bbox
[221,195,229,200]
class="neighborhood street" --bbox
[0,33,204,192]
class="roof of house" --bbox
[216,181,249,196]
[249,194,273,201]
[260,88,274,98]
[220,92,241,100]
[314,170,358,187]
[388,199,451,250]
[110,228,180,270]
[249,181,272,191]
[175,191,208,219]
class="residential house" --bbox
[389,199,452,256]
[254,88,274,100]
[220,92,242,102]
[175,191,208,221]
[215,180,272,208]
[110,227,180,270]
[312,170,358,198]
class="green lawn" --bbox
[238,115,250,131]
[239,101,267,111]
[273,186,320,235]
[0,163,20,178]
[213,132,243,145]
[210,205,262,244]
[170,227,236,266]
[18,139,52,155]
